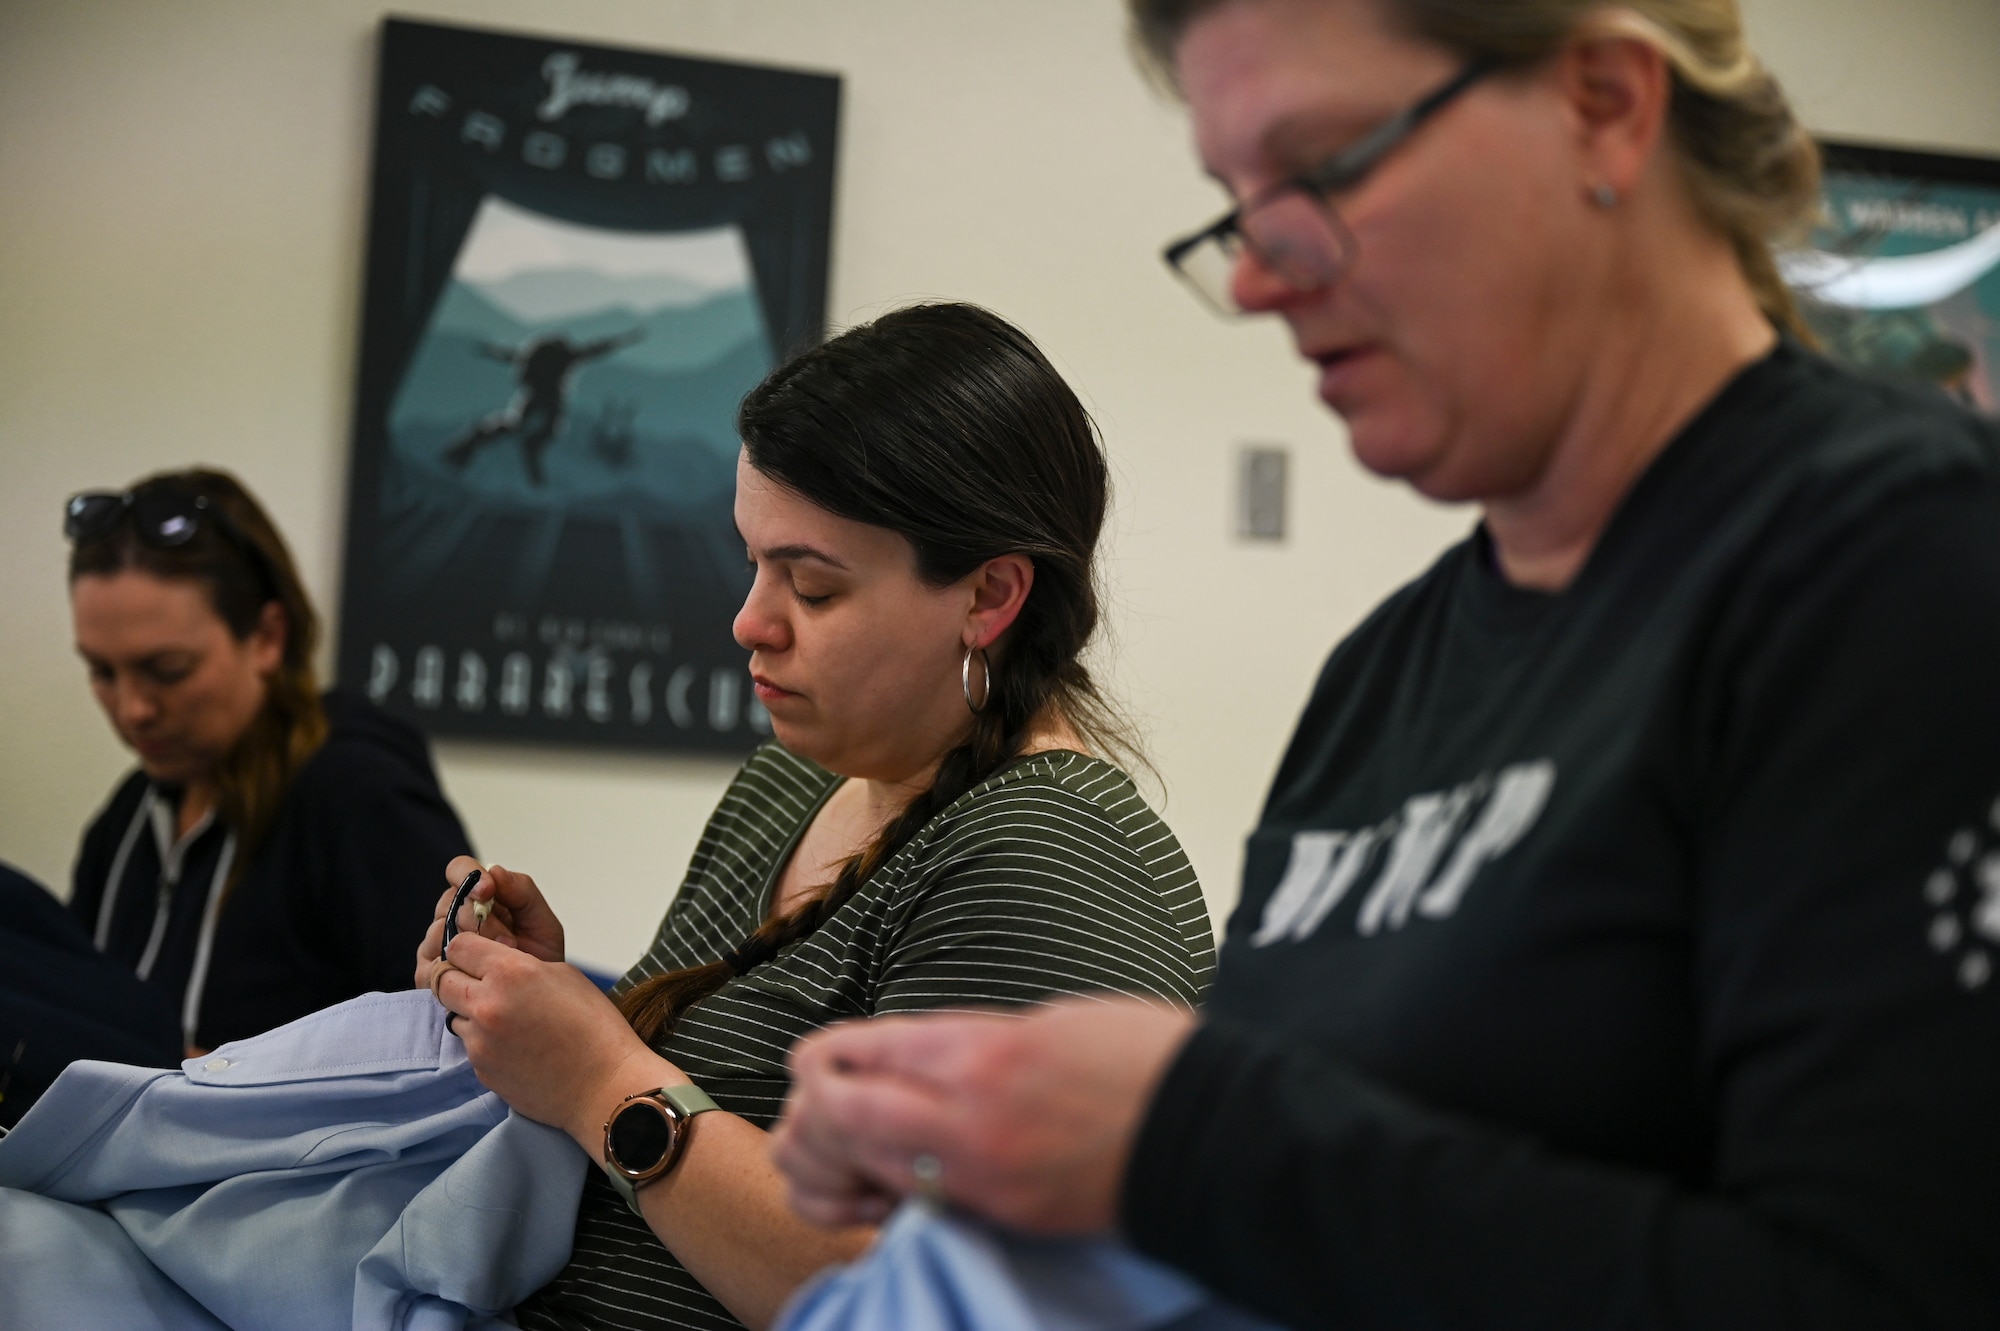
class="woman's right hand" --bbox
[413,855,566,988]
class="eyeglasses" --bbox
[64,484,277,596]
[1162,59,1494,315]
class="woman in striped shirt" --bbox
[418,302,1215,1331]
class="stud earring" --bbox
[1591,183,1620,209]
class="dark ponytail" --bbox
[618,303,1135,1043]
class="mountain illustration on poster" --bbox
[390,196,773,504]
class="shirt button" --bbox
[204,1057,232,1071]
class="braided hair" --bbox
[617,303,1136,1043]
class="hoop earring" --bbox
[961,645,991,715]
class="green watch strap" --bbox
[603,1082,719,1217]
[660,1082,719,1116]
[607,1164,646,1217]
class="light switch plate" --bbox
[1236,445,1288,541]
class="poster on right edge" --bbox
[1784,140,2000,414]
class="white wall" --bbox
[2,0,1995,973]
[1744,0,2000,154]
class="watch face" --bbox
[610,1100,675,1174]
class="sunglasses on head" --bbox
[64,485,278,597]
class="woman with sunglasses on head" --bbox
[774,3,2000,1328]
[66,469,472,1058]
[417,302,1214,1331]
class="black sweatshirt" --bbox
[1,862,180,1128]
[70,690,471,1051]
[1125,344,2000,1330]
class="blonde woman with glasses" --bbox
[774,3,2000,1327]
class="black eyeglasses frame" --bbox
[1162,58,1497,312]
[63,485,279,600]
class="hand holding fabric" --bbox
[429,931,675,1150]
[772,996,1196,1235]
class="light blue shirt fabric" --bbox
[776,1202,1288,1331]
[0,989,587,1331]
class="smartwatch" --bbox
[601,1082,719,1216]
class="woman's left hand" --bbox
[772,996,1197,1235]
[430,931,671,1148]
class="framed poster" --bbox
[337,18,840,754]
[1784,139,2000,413]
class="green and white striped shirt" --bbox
[516,742,1213,1331]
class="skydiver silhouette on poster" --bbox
[442,328,644,485]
